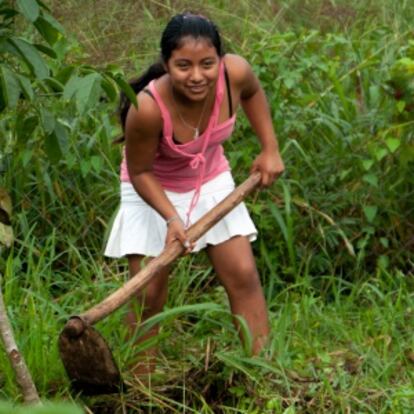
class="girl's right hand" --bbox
[165,218,194,254]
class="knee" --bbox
[136,279,168,314]
[223,260,261,295]
[128,257,169,315]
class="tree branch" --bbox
[0,276,41,404]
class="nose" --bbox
[190,66,203,83]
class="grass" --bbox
[2,238,414,412]
[1,0,414,412]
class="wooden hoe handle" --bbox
[63,172,261,337]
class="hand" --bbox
[165,217,194,254]
[251,148,285,187]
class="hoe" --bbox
[58,172,261,395]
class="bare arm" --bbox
[125,93,177,220]
[226,55,284,186]
[125,93,191,249]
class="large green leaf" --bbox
[112,73,137,108]
[33,14,64,45]
[34,43,57,59]
[0,65,21,109]
[16,73,34,100]
[75,73,102,114]
[0,37,20,56]
[16,0,40,22]
[43,120,69,163]
[55,65,76,84]
[40,108,55,134]
[43,77,64,93]
[8,37,49,79]
[101,74,118,102]
[44,130,62,163]
[62,74,80,100]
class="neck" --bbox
[170,84,213,138]
[171,87,211,109]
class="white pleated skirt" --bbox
[104,171,257,258]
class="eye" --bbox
[176,61,190,69]
[203,60,214,68]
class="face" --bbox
[166,36,220,101]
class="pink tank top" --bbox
[120,61,236,223]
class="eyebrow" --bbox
[174,57,216,63]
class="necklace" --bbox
[171,89,210,139]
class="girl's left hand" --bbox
[251,149,285,187]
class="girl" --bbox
[105,13,284,375]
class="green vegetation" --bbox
[0,0,413,412]
[0,402,82,414]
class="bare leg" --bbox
[206,236,269,355]
[126,254,170,376]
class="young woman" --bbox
[105,13,284,374]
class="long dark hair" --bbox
[116,12,223,142]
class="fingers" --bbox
[176,232,193,254]
[260,169,284,187]
[252,163,283,187]
[165,220,194,254]
[251,165,271,187]
[252,150,285,187]
[260,171,273,187]
[182,239,195,255]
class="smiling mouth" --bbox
[188,85,207,92]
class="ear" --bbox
[162,60,169,72]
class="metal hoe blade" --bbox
[58,319,123,395]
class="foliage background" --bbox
[0,0,413,413]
